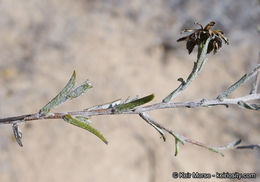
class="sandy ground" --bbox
[0,0,259,182]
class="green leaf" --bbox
[63,114,108,144]
[169,130,185,156]
[39,71,76,115]
[114,94,154,112]
[74,116,92,124]
[174,140,179,156]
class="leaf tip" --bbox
[150,93,155,100]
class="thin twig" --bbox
[0,93,259,125]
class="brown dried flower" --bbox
[177,21,229,54]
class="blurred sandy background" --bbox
[0,0,260,181]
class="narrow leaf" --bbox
[86,99,121,111]
[66,80,92,100]
[206,139,241,157]
[124,95,139,103]
[39,71,76,115]
[237,144,260,149]
[174,140,180,156]
[75,116,92,124]
[207,147,224,157]
[139,113,166,142]
[114,94,154,112]
[12,123,23,147]
[217,74,247,101]
[169,130,185,145]
[238,101,260,110]
[225,139,242,149]
[63,114,108,144]
[169,130,186,156]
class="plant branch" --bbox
[0,65,259,155]
[0,23,259,156]
[1,93,259,124]
[139,112,241,156]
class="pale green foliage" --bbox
[63,114,108,144]
[217,74,247,101]
[39,71,77,115]
[39,71,92,116]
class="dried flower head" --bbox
[177,21,229,54]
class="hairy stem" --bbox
[163,38,210,103]
[1,93,259,125]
